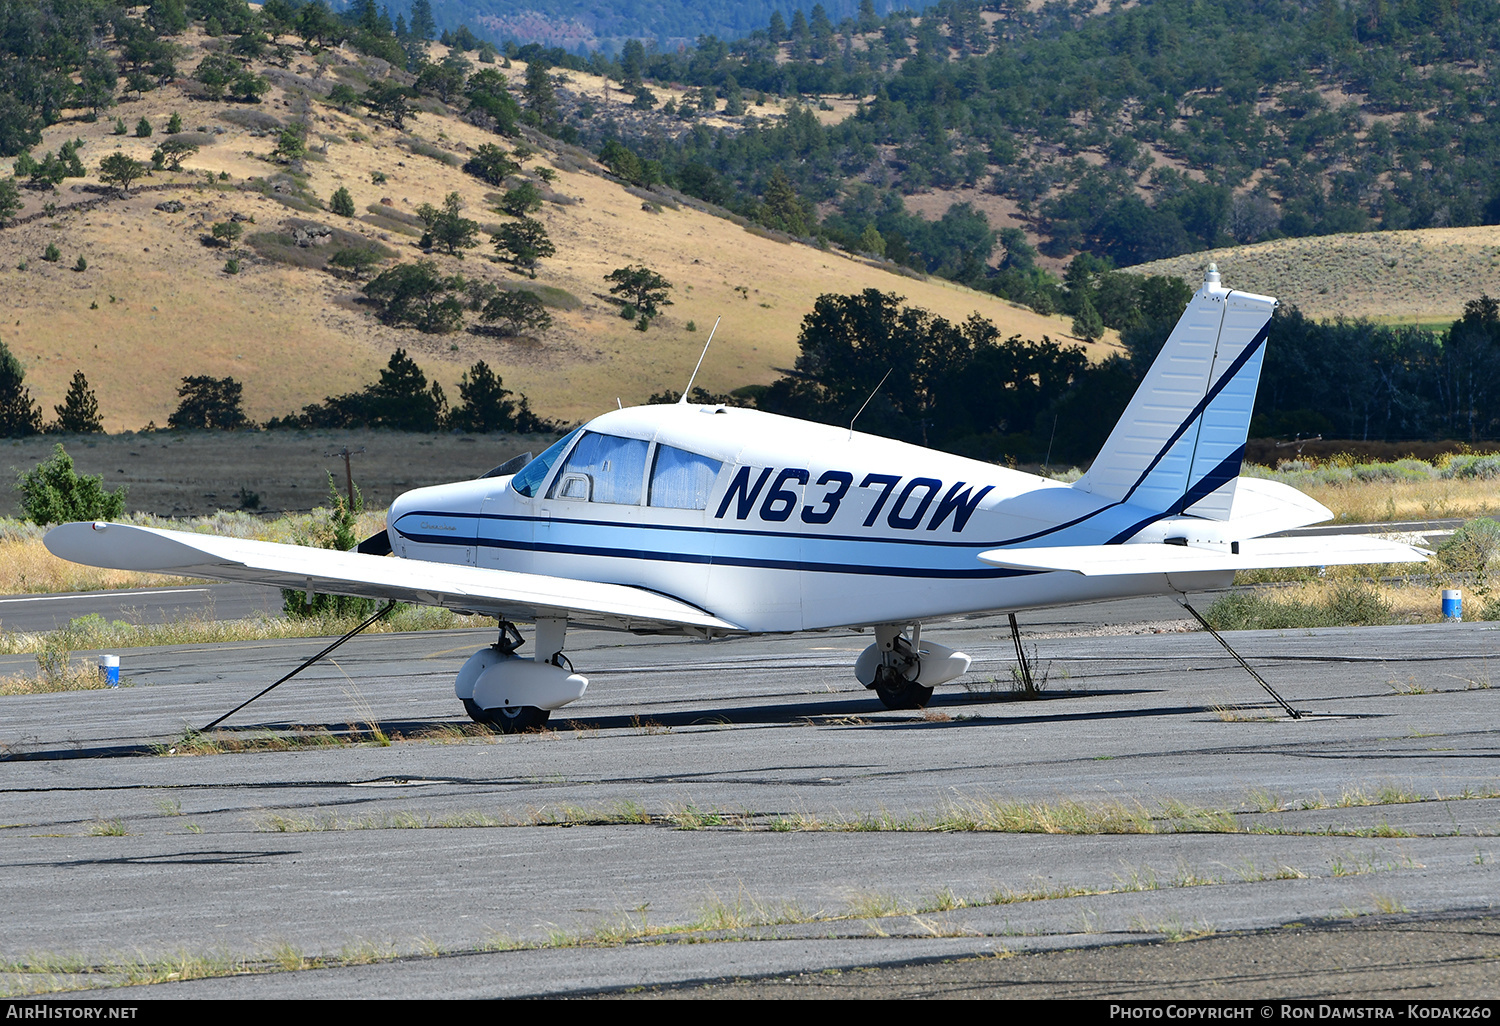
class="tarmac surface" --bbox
[2,594,1498,998]
[0,583,282,634]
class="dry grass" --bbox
[1243,451,1500,523]
[0,533,183,594]
[0,660,119,696]
[0,600,488,666]
[1247,467,1500,523]
[1210,576,1443,629]
[1130,226,1500,322]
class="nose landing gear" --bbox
[456,617,587,732]
[854,623,972,710]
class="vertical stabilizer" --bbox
[1075,265,1275,519]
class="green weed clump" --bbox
[1205,583,1392,630]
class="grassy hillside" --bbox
[0,35,1094,432]
[1126,226,1500,323]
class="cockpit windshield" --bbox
[509,428,581,497]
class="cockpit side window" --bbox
[510,428,581,498]
[547,432,649,505]
[649,444,723,510]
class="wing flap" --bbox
[44,522,740,633]
[978,535,1428,576]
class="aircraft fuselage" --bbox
[387,403,1233,633]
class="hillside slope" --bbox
[1127,227,1500,323]
[0,36,1091,432]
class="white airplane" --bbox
[46,266,1424,729]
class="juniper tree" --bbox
[98,153,147,195]
[491,217,553,277]
[462,143,519,186]
[330,186,355,217]
[480,290,551,336]
[604,265,673,317]
[417,192,479,257]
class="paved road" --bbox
[2,603,1497,998]
[0,583,283,634]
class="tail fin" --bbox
[1075,264,1275,519]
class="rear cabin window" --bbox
[649,445,723,510]
[547,432,649,505]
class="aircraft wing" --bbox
[44,522,740,634]
[977,536,1428,576]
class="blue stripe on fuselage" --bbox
[390,504,1172,579]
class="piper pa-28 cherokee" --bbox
[47,266,1425,730]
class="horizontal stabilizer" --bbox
[44,522,739,634]
[977,535,1428,577]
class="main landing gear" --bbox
[456,618,589,733]
[854,624,972,710]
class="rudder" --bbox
[1075,264,1276,519]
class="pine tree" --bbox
[169,376,248,429]
[450,360,516,431]
[408,0,436,41]
[760,167,810,236]
[522,60,559,130]
[1072,296,1105,343]
[52,371,103,433]
[0,342,42,437]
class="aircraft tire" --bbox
[873,671,934,710]
[462,698,551,733]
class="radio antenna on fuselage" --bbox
[849,367,893,439]
[679,316,722,403]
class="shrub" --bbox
[328,247,383,277]
[16,444,125,524]
[1204,583,1392,630]
[462,142,518,186]
[329,185,355,217]
[42,243,60,262]
[135,117,152,138]
[496,180,541,217]
[282,477,376,618]
[1437,518,1500,583]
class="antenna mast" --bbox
[849,367,893,439]
[679,316,722,403]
